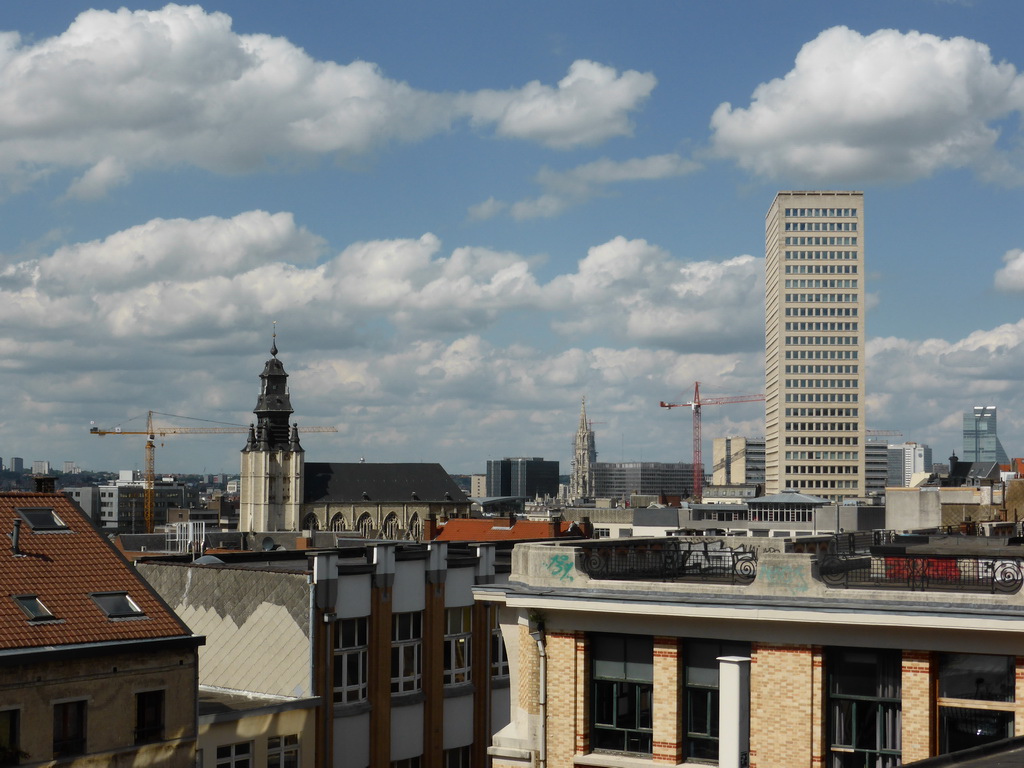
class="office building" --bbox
[31,460,51,476]
[486,458,559,499]
[963,406,1010,464]
[887,442,933,487]
[9,458,22,473]
[712,437,765,486]
[591,461,694,500]
[765,191,866,502]
[865,439,889,497]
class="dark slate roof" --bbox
[748,490,831,506]
[632,508,681,528]
[304,463,469,504]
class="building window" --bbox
[490,610,509,680]
[591,633,653,755]
[215,741,252,768]
[392,612,423,693]
[90,591,145,618]
[12,595,56,622]
[390,758,421,768]
[937,653,1014,754]
[827,648,901,768]
[135,690,164,744]
[0,710,20,766]
[444,607,472,685]
[53,700,87,758]
[335,617,369,703]
[683,640,750,761]
[267,734,299,768]
[594,527,610,538]
[443,745,472,768]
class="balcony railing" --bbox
[819,552,1024,594]
[578,539,757,584]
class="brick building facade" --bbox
[480,535,1024,768]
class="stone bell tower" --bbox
[239,334,304,532]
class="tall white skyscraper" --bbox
[764,192,866,501]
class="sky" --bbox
[1,0,1024,478]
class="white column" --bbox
[718,655,751,768]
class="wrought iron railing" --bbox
[818,552,1024,594]
[578,539,757,584]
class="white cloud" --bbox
[478,153,699,221]
[0,6,655,198]
[710,26,1024,184]
[548,237,764,350]
[462,60,656,149]
[994,248,1024,291]
[65,157,130,200]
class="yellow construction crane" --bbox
[90,410,335,533]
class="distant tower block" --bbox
[570,398,597,501]
[764,192,866,502]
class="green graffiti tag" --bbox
[546,553,575,582]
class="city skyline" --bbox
[0,2,1023,475]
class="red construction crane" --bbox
[660,382,765,502]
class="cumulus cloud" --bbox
[0,5,655,197]
[548,237,764,351]
[710,26,1024,184]
[462,60,656,149]
[7,209,1020,474]
[868,321,1024,452]
[994,248,1024,291]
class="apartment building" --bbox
[481,533,1024,767]
[0,489,202,765]
[765,192,866,502]
[139,541,511,768]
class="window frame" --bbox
[0,709,21,767]
[12,594,56,622]
[391,612,423,694]
[589,633,653,756]
[267,734,299,768]
[215,741,253,768]
[936,653,1015,755]
[826,647,902,767]
[52,699,87,759]
[90,591,145,619]
[490,609,509,680]
[134,689,165,745]
[444,607,472,686]
[334,616,369,703]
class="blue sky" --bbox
[1,0,1023,477]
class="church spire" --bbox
[570,397,597,502]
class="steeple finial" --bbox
[271,320,278,358]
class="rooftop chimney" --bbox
[34,476,56,493]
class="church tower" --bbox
[569,397,597,502]
[239,335,304,532]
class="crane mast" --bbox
[90,410,335,533]
[660,382,765,503]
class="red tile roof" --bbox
[0,492,194,652]
[431,517,582,542]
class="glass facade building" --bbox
[962,407,1009,464]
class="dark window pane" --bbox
[939,654,1014,702]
